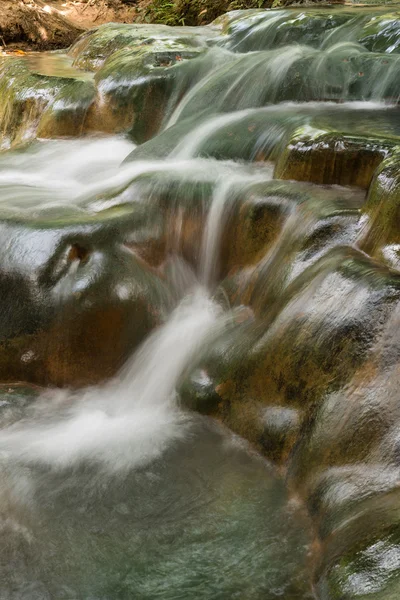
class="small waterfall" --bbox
[0,136,242,473]
[0,285,222,472]
[3,6,400,598]
[166,47,235,129]
[226,10,290,52]
[173,109,255,158]
[200,179,237,287]
[200,168,273,287]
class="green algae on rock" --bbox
[0,25,217,147]
[92,43,209,143]
[0,56,95,148]
[2,6,400,600]
[69,22,215,71]
[274,126,392,188]
[4,9,400,149]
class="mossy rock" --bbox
[221,179,363,280]
[212,8,266,33]
[89,42,207,143]
[246,247,399,410]
[221,180,293,275]
[0,27,216,148]
[69,23,214,72]
[126,104,400,168]
[226,180,363,309]
[170,49,308,118]
[0,41,210,147]
[310,460,400,597]
[318,526,400,599]
[37,79,97,139]
[275,126,394,188]
[0,58,67,148]
[357,11,400,53]
[165,43,400,120]
[288,346,400,522]
[221,8,400,58]
[169,108,302,162]
[0,57,97,148]
[127,169,362,282]
[287,340,400,598]
[304,462,400,553]
[121,166,215,267]
[181,246,400,464]
[5,11,400,150]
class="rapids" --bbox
[1,4,400,599]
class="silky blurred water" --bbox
[0,132,313,598]
[0,266,312,599]
[3,6,400,596]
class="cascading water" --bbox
[0,140,312,599]
[2,5,400,599]
[0,285,220,471]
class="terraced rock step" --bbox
[2,6,400,600]
[2,8,400,151]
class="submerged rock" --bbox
[221,9,356,52]
[90,42,209,143]
[182,246,400,448]
[37,79,97,139]
[0,26,216,147]
[221,179,363,279]
[3,9,400,150]
[179,243,400,599]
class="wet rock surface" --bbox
[3,5,400,600]
[0,213,168,387]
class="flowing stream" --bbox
[0,138,312,598]
[2,5,400,599]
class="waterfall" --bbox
[200,168,273,287]
[200,179,237,287]
[2,5,400,598]
[0,137,246,473]
[0,285,222,472]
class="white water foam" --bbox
[0,287,222,472]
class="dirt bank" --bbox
[0,1,142,51]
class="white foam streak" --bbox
[173,109,255,158]
[0,287,222,472]
[200,169,272,287]
[200,179,235,287]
